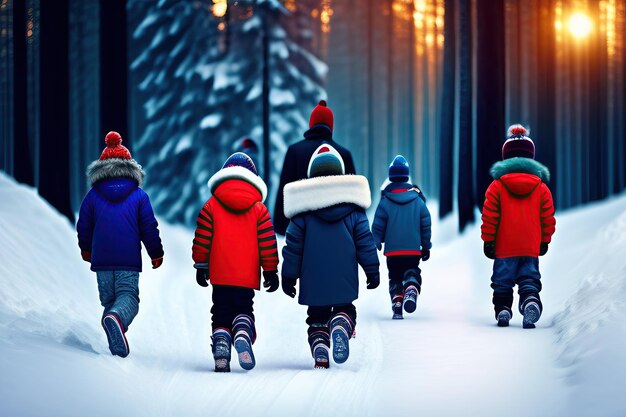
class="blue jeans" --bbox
[96,271,140,330]
[490,257,542,314]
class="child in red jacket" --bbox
[192,153,279,372]
[481,125,556,328]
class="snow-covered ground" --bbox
[1,171,625,417]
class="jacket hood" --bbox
[314,203,357,223]
[499,173,542,197]
[304,125,333,141]
[87,158,145,187]
[208,166,267,202]
[283,174,371,219]
[490,157,550,183]
[93,177,138,203]
[383,188,421,205]
[213,179,262,212]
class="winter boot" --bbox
[330,312,354,364]
[211,328,232,372]
[392,295,404,320]
[402,271,421,314]
[232,314,256,370]
[102,313,129,358]
[308,325,330,369]
[495,307,512,327]
[520,295,543,329]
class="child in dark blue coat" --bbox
[76,131,164,357]
[372,155,432,319]
[281,144,379,369]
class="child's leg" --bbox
[516,257,543,328]
[210,286,238,372]
[386,257,406,301]
[96,271,115,316]
[401,257,422,314]
[98,271,131,357]
[490,258,517,320]
[109,271,140,330]
[306,306,332,368]
[231,288,256,370]
[329,304,356,364]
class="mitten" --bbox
[151,257,163,269]
[366,272,380,289]
[81,251,91,263]
[483,242,496,260]
[282,277,297,298]
[376,241,382,251]
[539,242,549,256]
[263,270,279,292]
[194,263,209,287]
[421,248,430,262]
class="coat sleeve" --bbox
[139,192,164,260]
[371,200,388,245]
[257,203,279,272]
[192,200,213,264]
[281,215,305,279]
[353,210,379,276]
[420,200,432,250]
[76,191,95,253]
[274,146,297,236]
[481,181,501,242]
[540,184,556,243]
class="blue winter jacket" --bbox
[371,182,432,256]
[76,160,163,272]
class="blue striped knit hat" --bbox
[389,155,409,182]
[307,144,345,178]
[222,152,258,176]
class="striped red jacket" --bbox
[481,169,556,258]
[192,179,278,289]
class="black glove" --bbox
[366,272,380,289]
[376,241,382,251]
[421,248,430,262]
[539,242,549,256]
[483,242,496,260]
[282,277,297,298]
[194,263,209,287]
[263,271,279,292]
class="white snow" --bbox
[199,114,223,130]
[1,171,625,417]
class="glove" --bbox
[376,241,382,251]
[282,277,297,298]
[263,271,279,292]
[194,263,209,287]
[539,242,549,256]
[81,251,91,263]
[366,272,380,289]
[151,257,163,269]
[421,248,430,262]
[484,242,496,259]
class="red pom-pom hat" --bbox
[99,131,132,160]
[502,124,535,160]
[309,100,334,131]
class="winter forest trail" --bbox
[3,174,626,417]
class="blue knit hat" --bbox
[388,155,409,182]
[222,152,258,176]
[307,144,345,178]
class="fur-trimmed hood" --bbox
[207,166,268,202]
[87,158,145,186]
[490,157,550,183]
[283,174,371,219]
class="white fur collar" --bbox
[283,175,371,219]
[207,166,268,202]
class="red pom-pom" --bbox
[105,131,122,148]
[508,124,527,137]
[318,100,327,107]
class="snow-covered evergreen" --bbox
[128,0,327,224]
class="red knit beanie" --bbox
[99,131,132,160]
[309,100,334,131]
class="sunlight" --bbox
[568,12,593,39]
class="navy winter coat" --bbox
[371,182,432,256]
[273,125,356,235]
[281,174,378,306]
[77,159,163,272]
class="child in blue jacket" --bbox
[281,144,379,369]
[77,131,164,358]
[372,155,432,319]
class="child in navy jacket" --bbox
[372,155,432,319]
[281,144,379,369]
[77,131,164,358]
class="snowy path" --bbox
[2,174,626,417]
